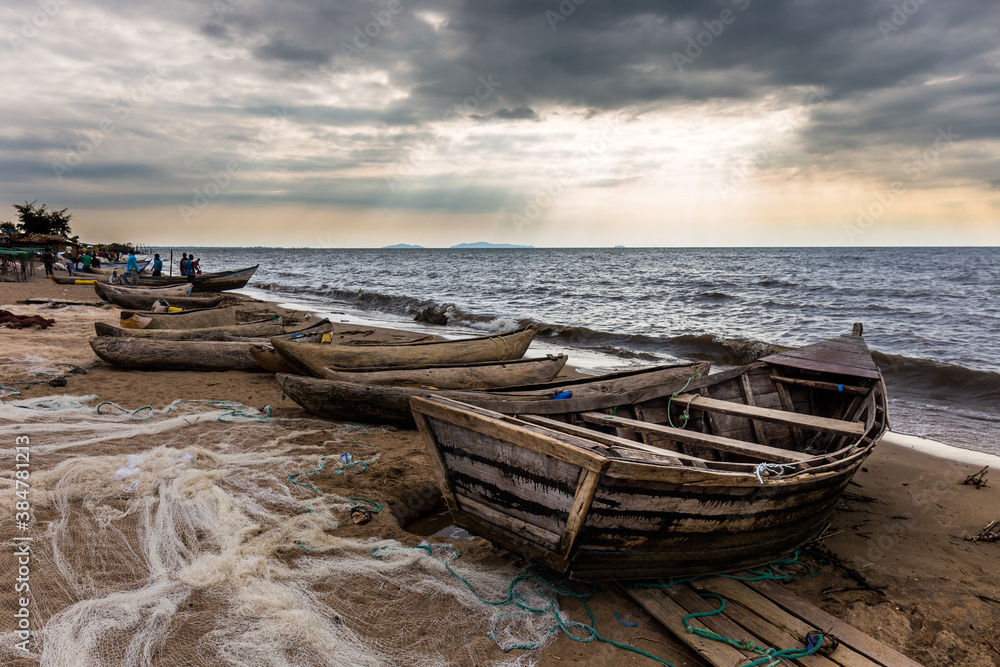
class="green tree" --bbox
[0,221,16,234]
[12,201,72,236]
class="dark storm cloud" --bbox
[2,0,998,215]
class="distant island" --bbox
[382,243,424,249]
[613,245,626,248]
[450,242,534,249]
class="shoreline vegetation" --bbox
[1,271,998,665]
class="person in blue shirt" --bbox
[125,251,140,285]
[151,253,163,277]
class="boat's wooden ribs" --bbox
[671,393,866,437]
[578,412,812,463]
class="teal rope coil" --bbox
[683,593,824,665]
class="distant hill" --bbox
[382,243,424,249]
[450,242,534,249]
[613,245,626,248]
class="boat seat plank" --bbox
[517,415,710,466]
[672,394,865,437]
[579,412,812,464]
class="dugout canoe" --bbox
[250,328,442,373]
[103,290,224,311]
[409,325,888,581]
[270,325,537,376]
[320,354,569,390]
[50,274,102,285]
[119,265,258,292]
[276,361,711,428]
[89,337,264,372]
[94,281,194,301]
[121,306,237,330]
[94,318,332,341]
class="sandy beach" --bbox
[2,272,998,666]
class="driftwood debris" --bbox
[965,520,999,543]
[808,544,887,597]
[962,466,989,488]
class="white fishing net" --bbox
[0,396,571,666]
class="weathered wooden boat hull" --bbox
[126,265,259,292]
[94,281,194,301]
[320,354,568,389]
[89,337,263,372]
[50,275,102,285]
[104,291,223,310]
[270,326,537,376]
[120,307,237,330]
[95,318,331,341]
[250,345,300,374]
[276,362,710,428]
[410,330,888,580]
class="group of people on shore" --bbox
[39,248,202,283]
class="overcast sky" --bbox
[2,0,998,246]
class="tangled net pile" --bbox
[0,396,569,666]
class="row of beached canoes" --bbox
[85,294,889,582]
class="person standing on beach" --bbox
[152,253,163,277]
[82,252,92,271]
[125,250,140,285]
[41,249,54,277]
[193,257,201,274]
[180,253,188,276]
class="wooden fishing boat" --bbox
[94,318,332,341]
[249,344,300,374]
[121,307,237,330]
[50,275,102,285]
[320,354,569,390]
[58,265,258,291]
[250,328,444,373]
[123,265,258,292]
[94,281,193,301]
[103,290,223,311]
[276,361,711,428]
[89,337,264,372]
[409,326,888,581]
[270,325,537,376]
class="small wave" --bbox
[874,352,1000,410]
[659,333,788,366]
[699,291,733,300]
[757,279,797,288]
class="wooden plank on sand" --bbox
[747,580,924,667]
[690,578,885,667]
[623,586,750,666]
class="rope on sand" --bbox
[372,543,680,665]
